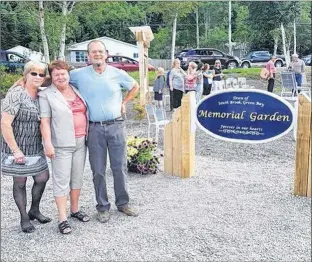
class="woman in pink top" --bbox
[39,60,89,234]
[184,62,198,93]
[265,55,277,93]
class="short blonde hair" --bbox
[157,67,165,74]
[23,61,47,81]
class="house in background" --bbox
[7,45,44,62]
[66,36,139,64]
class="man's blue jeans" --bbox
[87,121,129,212]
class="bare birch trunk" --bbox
[281,23,290,67]
[58,1,75,61]
[39,1,50,63]
[171,13,178,62]
[58,1,67,60]
[228,1,232,55]
[196,7,199,48]
[204,8,208,40]
[293,19,297,54]
[273,36,278,56]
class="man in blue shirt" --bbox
[70,40,139,222]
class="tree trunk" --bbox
[204,8,208,40]
[171,13,178,62]
[196,7,199,48]
[228,1,232,55]
[273,36,278,56]
[58,1,67,60]
[293,18,297,54]
[281,23,290,67]
[38,1,50,63]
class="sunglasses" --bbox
[30,72,46,78]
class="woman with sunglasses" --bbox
[1,61,51,233]
[39,60,89,234]
[212,60,224,93]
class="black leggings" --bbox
[203,83,212,95]
[13,170,49,224]
[173,89,184,109]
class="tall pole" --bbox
[228,0,232,55]
[196,7,199,48]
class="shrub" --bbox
[0,67,23,97]
[127,136,161,175]
[133,102,145,120]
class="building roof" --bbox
[67,36,137,51]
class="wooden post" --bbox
[164,122,173,175]
[164,92,195,178]
[294,94,311,197]
[172,108,182,177]
[129,26,154,106]
[181,93,195,178]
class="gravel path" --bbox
[1,82,311,261]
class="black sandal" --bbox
[58,220,72,234]
[71,211,90,222]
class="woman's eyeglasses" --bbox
[30,72,46,78]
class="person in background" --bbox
[195,62,204,103]
[1,61,51,233]
[289,53,305,94]
[265,55,277,93]
[39,60,89,234]
[202,63,213,97]
[166,70,173,111]
[184,62,198,94]
[169,59,186,110]
[212,60,224,93]
[153,67,166,109]
[69,40,140,223]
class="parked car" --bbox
[0,50,28,73]
[176,48,241,70]
[302,54,311,66]
[87,55,155,72]
[240,51,285,68]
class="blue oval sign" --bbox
[196,89,294,143]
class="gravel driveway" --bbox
[1,78,311,261]
[1,119,311,261]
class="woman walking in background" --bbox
[39,60,89,234]
[212,60,224,93]
[1,61,51,233]
[169,59,186,110]
[153,67,166,109]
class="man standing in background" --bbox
[289,53,305,93]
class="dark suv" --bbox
[240,51,285,68]
[0,50,28,73]
[176,48,241,70]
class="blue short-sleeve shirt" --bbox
[70,65,135,121]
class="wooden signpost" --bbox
[129,26,154,106]
[294,93,311,197]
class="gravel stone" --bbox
[1,83,311,261]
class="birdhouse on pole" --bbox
[129,26,154,106]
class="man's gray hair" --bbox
[87,39,107,53]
